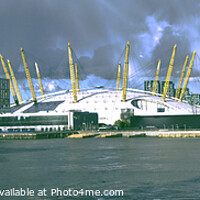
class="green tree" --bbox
[113,120,130,128]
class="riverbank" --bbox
[0,131,77,140]
[1,130,200,139]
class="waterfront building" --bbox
[1,42,200,131]
[144,80,160,94]
[190,94,200,105]
[0,78,10,113]
[161,81,175,97]
[179,88,190,101]
[0,111,98,132]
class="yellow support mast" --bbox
[175,55,188,99]
[7,59,23,105]
[68,43,77,103]
[20,48,37,103]
[152,59,161,96]
[179,51,196,101]
[117,62,121,91]
[35,62,45,98]
[162,44,177,101]
[122,41,130,102]
[75,63,80,92]
[0,55,19,105]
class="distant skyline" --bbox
[0,0,200,98]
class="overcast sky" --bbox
[0,0,200,86]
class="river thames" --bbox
[1,137,200,199]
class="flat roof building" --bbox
[144,80,160,94]
[161,81,175,98]
[0,110,98,132]
[0,78,10,113]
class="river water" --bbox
[1,137,200,199]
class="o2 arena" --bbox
[1,42,200,132]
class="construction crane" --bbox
[68,43,77,103]
[179,51,196,101]
[152,59,161,96]
[35,62,45,98]
[175,56,188,99]
[122,41,130,102]
[0,55,19,105]
[7,59,23,105]
[20,48,37,103]
[117,62,121,91]
[162,44,177,101]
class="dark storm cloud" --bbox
[78,44,122,80]
[0,0,199,81]
[150,27,191,77]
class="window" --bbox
[157,108,165,112]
